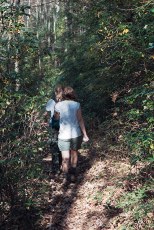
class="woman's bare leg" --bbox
[61,150,70,173]
[70,150,78,168]
[70,150,78,182]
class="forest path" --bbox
[41,140,130,230]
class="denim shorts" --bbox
[58,135,83,151]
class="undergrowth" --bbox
[96,81,154,229]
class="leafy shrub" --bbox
[123,84,154,165]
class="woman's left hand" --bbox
[83,136,89,142]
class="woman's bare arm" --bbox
[77,107,89,142]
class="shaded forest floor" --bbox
[1,128,153,230]
[41,148,128,230]
[36,132,153,230]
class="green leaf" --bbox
[150,8,154,13]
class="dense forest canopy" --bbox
[0,0,154,229]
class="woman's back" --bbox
[55,100,81,139]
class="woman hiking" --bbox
[54,86,89,182]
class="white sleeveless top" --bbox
[55,100,82,139]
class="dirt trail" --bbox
[41,144,130,230]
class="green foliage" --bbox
[94,191,103,204]
[122,84,154,165]
[0,1,56,227]
[116,185,154,229]
[114,80,153,229]
[55,0,154,122]
[1,0,154,228]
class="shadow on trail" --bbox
[44,146,99,230]
[42,132,130,230]
[0,204,41,230]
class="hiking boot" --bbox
[70,174,76,183]
[62,173,70,184]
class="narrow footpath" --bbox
[41,139,131,230]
